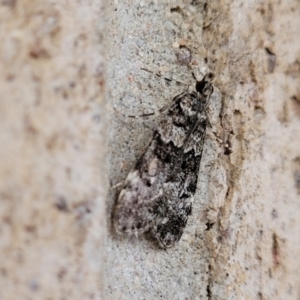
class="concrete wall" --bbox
[106,1,300,299]
[0,1,106,299]
[0,0,299,299]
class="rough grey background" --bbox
[0,1,106,299]
[106,1,222,299]
[105,0,300,299]
[0,0,299,299]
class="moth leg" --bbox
[206,114,212,128]
[111,181,124,190]
[211,130,234,155]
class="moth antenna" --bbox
[128,112,155,118]
[134,228,139,238]
[141,67,189,88]
[113,106,155,119]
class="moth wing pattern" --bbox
[153,110,208,248]
[113,74,213,248]
[113,140,165,237]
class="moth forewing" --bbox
[113,74,214,249]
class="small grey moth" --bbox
[113,73,214,249]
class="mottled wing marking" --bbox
[113,74,213,248]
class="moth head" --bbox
[195,72,214,98]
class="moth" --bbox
[113,72,214,248]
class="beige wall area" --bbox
[0,1,106,299]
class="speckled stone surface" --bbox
[105,0,300,299]
[0,1,106,299]
[1,0,300,299]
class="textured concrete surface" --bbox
[0,1,106,299]
[106,0,300,299]
[1,0,300,299]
